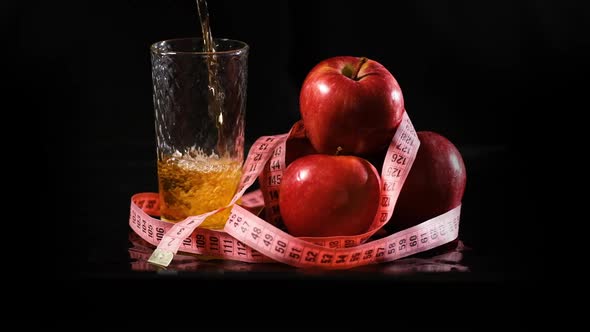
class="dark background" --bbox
[16,0,585,322]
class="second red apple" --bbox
[279,154,381,237]
[284,120,318,166]
[387,131,467,233]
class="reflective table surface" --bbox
[37,144,542,324]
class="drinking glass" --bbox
[151,38,248,229]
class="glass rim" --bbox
[150,37,249,56]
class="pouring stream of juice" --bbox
[196,0,226,157]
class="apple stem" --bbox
[351,57,368,81]
[335,146,343,156]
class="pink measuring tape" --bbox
[129,112,460,269]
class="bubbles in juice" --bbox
[158,152,242,229]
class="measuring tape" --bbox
[129,112,460,269]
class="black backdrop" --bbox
[17,0,586,320]
[23,0,584,148]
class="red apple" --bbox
[285,120,318,166]
[299,56,405,156]
[387,131,467,232]
[279,154,381,237]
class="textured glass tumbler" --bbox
[151,38,248,229]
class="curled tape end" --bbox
[147,248,174,268]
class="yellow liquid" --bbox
[157,154,242,229]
